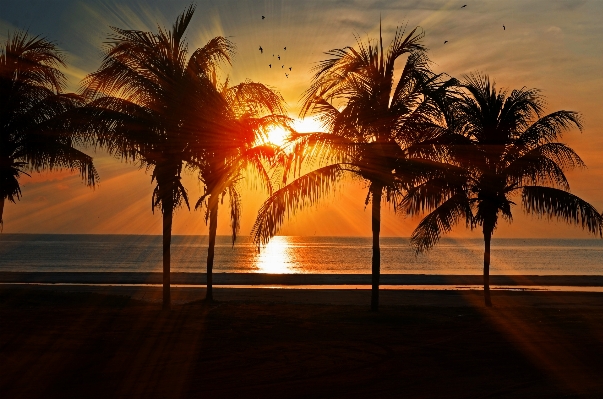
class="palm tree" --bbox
[0,31,97,228]
[252,25,457,311]
[407,74,603,307]
[78,5,233,310]
[193,80,288,301]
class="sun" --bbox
[265,126,289,147]
[262,117,324,148]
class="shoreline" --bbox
[2,272,603,286]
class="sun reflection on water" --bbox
[254,236,296,274]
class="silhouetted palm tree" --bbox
[407,74,603,306]
[79,5,232,309]
[193,80,287,301]
[0,31,97,228]
[252,25,457,311]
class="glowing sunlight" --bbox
[261,117,323,148]
[292,117,324,133]
[265,125,290,147]
[254,236,296,273]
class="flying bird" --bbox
[269,64,271,68]
[259,46,263,53]
[285,73,289,78]
[444,40,448,44]
[278,55,280,60]
[284,47,286,50]
[289,67,292,71]
[282,65,284,68]
[503,25,506,30]
[262,16,265,19]
[461,4,466,7]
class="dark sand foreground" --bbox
[1,285,603,398]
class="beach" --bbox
[2,285,603,398]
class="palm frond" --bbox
[171,4,196,45]
[235,144,275,195]
[228,185,241,244]
[0,160,28,201]
[224,80,286,117]
[151,163,189,213]
[515,111,582,147]
[522,186,603,236]
[499,86,543,135]
[188,36,234,78]
[279,132,357,182]
[252,164,345,245]
[399,160,469,215]
[410,193,472,253]
[385,26,425,74]
[504,142,584,189]
[2,30,66,93]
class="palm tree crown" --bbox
[0,31,97,228]
[408,74,603,306]
[252,25,456,310]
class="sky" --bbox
[2,0,603,239]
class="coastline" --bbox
[2,272,603,286]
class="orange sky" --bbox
[2,0,603,239]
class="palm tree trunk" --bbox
[371,185,382,312]
[162,201,173,311]
[206,201,218,301]
[483,229,493,307]
[0,196,5,229]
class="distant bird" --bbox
[284,47,286,50]
[289,67,292,71]
[503,25,506,30]
[285,73,289,78]
[278,55,280,60]
[269,64,271,68]
[259,46,263,53]
[282,65,284,68]
[262,16,265,19]
[461,4,466,7]
[444,40,448,44]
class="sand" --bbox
[1,285,603,398]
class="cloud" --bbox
[335,17,372,32]
[552,0,587,11]
[546,26,563,34]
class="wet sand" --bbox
[1,285,603,398]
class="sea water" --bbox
[1,234,602,275]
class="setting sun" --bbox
[262,117,323,147]
[265,125,289,147]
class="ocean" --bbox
[0,234,602,275]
